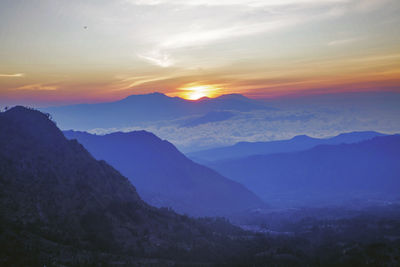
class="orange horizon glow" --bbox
[1,75,400,107]
[2,49,399,106]
[175,84,222,100]
[1,1,400,107]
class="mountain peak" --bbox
[121,92,170,101]
[41,91,272,130]
[109,130,162,141]
[214,93,249,100]
[4,105,49,120]
[2,106,262,264]
[291,134,312,140]
[1,106,65,144]
[335,131,384,138]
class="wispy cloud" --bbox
[114,74,175,89]
[138,50,175,67]
[138,12,300,67]
[0,73,25,78]
[160,20,294,50]
[135,0,391,68]
[15,83,58,91]
[328,38,359,46]
[128,0,350,7]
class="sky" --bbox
[0,0,399,106]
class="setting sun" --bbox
[178,84,220,100]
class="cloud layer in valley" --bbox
[89,93,400,152]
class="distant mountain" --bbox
[63,130,265,217]
[188,131,386,163]
[41,92,272,130]
[209,135,400,207]
[0,106,268,265]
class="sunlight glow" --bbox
[178,84,221,100]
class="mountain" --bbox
[208,135,400,207]
[188,131,386,163]
[0,106,273,265]
[41,92,272,130]
[63,130,265,217]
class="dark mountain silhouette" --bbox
[188,131,386,163]
[63,130,265,217]
[2,106,399,266]
[0,106,273,265]
[41,92,272,130]
[208,135,400,207]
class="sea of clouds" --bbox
[89,95,400,153]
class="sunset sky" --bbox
[0,0,399,106]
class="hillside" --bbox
[188,131,386,163]
[209,135,400,207]
[63,130,265,217]
[0,106,262,265]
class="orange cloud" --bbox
[0,73,25,78]
[15,83,58,91]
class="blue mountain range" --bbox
[207,135,400,207]
[63,130,266,216]
[188,131,387,163]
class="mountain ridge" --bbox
[208,135,400,207]
[63,129,266,216]
[41,92,272,130]
[188,131,387,163]
[0,106,266,265]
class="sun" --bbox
[178,84,220,100]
